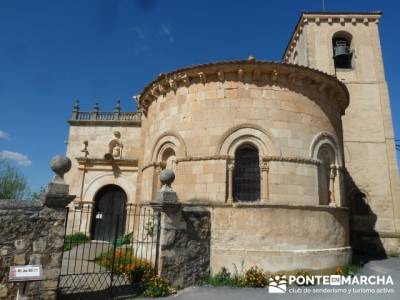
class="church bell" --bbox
[333,41,350,58]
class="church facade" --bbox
[64,12,400,272]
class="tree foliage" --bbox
[0,160,31,200]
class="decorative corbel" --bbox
[167,77,176,91]
[181,74,191,86]
[253,69,261,81]
[237,68,244,81]
[217,71,224,81]
[270,69,278,82]
[198,72,206,84]
[288,73,296,85]
[158,83,167,94]
[150,86,160,97]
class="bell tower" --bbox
[284,12,400,254]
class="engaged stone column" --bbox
[329,164,337,207]
[260,160,269,202]
[227,159,234,204]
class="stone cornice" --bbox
[263,156,320,166]
[283,12,382,61]
[142,154,327,169]
[175,155,231,163]
[136,60,349,116]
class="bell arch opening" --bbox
[332,31,353,69]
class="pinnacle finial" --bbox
[93,102,100,112]
[115,100,121,112]
[73,100,80,112]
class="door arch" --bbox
[91,185,127,242]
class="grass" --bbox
[205,267,242,287]
[63,233,90,251]
[387,251,399,258]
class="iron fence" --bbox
[58,204,160,299]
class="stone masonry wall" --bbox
[158,205,211,288]
[0,200,68,300]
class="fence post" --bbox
[42,156,75,299]
[149,169,186,287]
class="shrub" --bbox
[96,248,154,284]
[115,232,133,247]
[206,267,241,287]
[335,264,360,277]
[335,266,344,276]
[63,233,90,251]
[295,270,312,286]
[242,266,267,288]
[143,276,175,297]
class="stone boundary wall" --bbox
[0,200,68,300]
[154,202,211,288]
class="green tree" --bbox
[0,160,31,199]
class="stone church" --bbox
[64,12,400,272]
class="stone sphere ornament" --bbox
[159,169,175,191]
[50,155,72,183]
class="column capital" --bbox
[260,160,269,172]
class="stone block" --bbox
[0,247,9,256]
[14,253,26,265]
[0,284,8,298]
[29,254,42,265]
[33,239,47,253]
[14,239,26,251]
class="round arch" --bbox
[151,131,187,162]
[83,173,135,204]
[309,131,343,167]
[218,124,280,156]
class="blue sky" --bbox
[0,0,399,192]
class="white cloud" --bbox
[0,150,32,166]
[0,130,9,140]
[160,24,174,42]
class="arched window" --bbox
[332,31,353,69]
[317,144,336,205]
[233,145,260,201]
